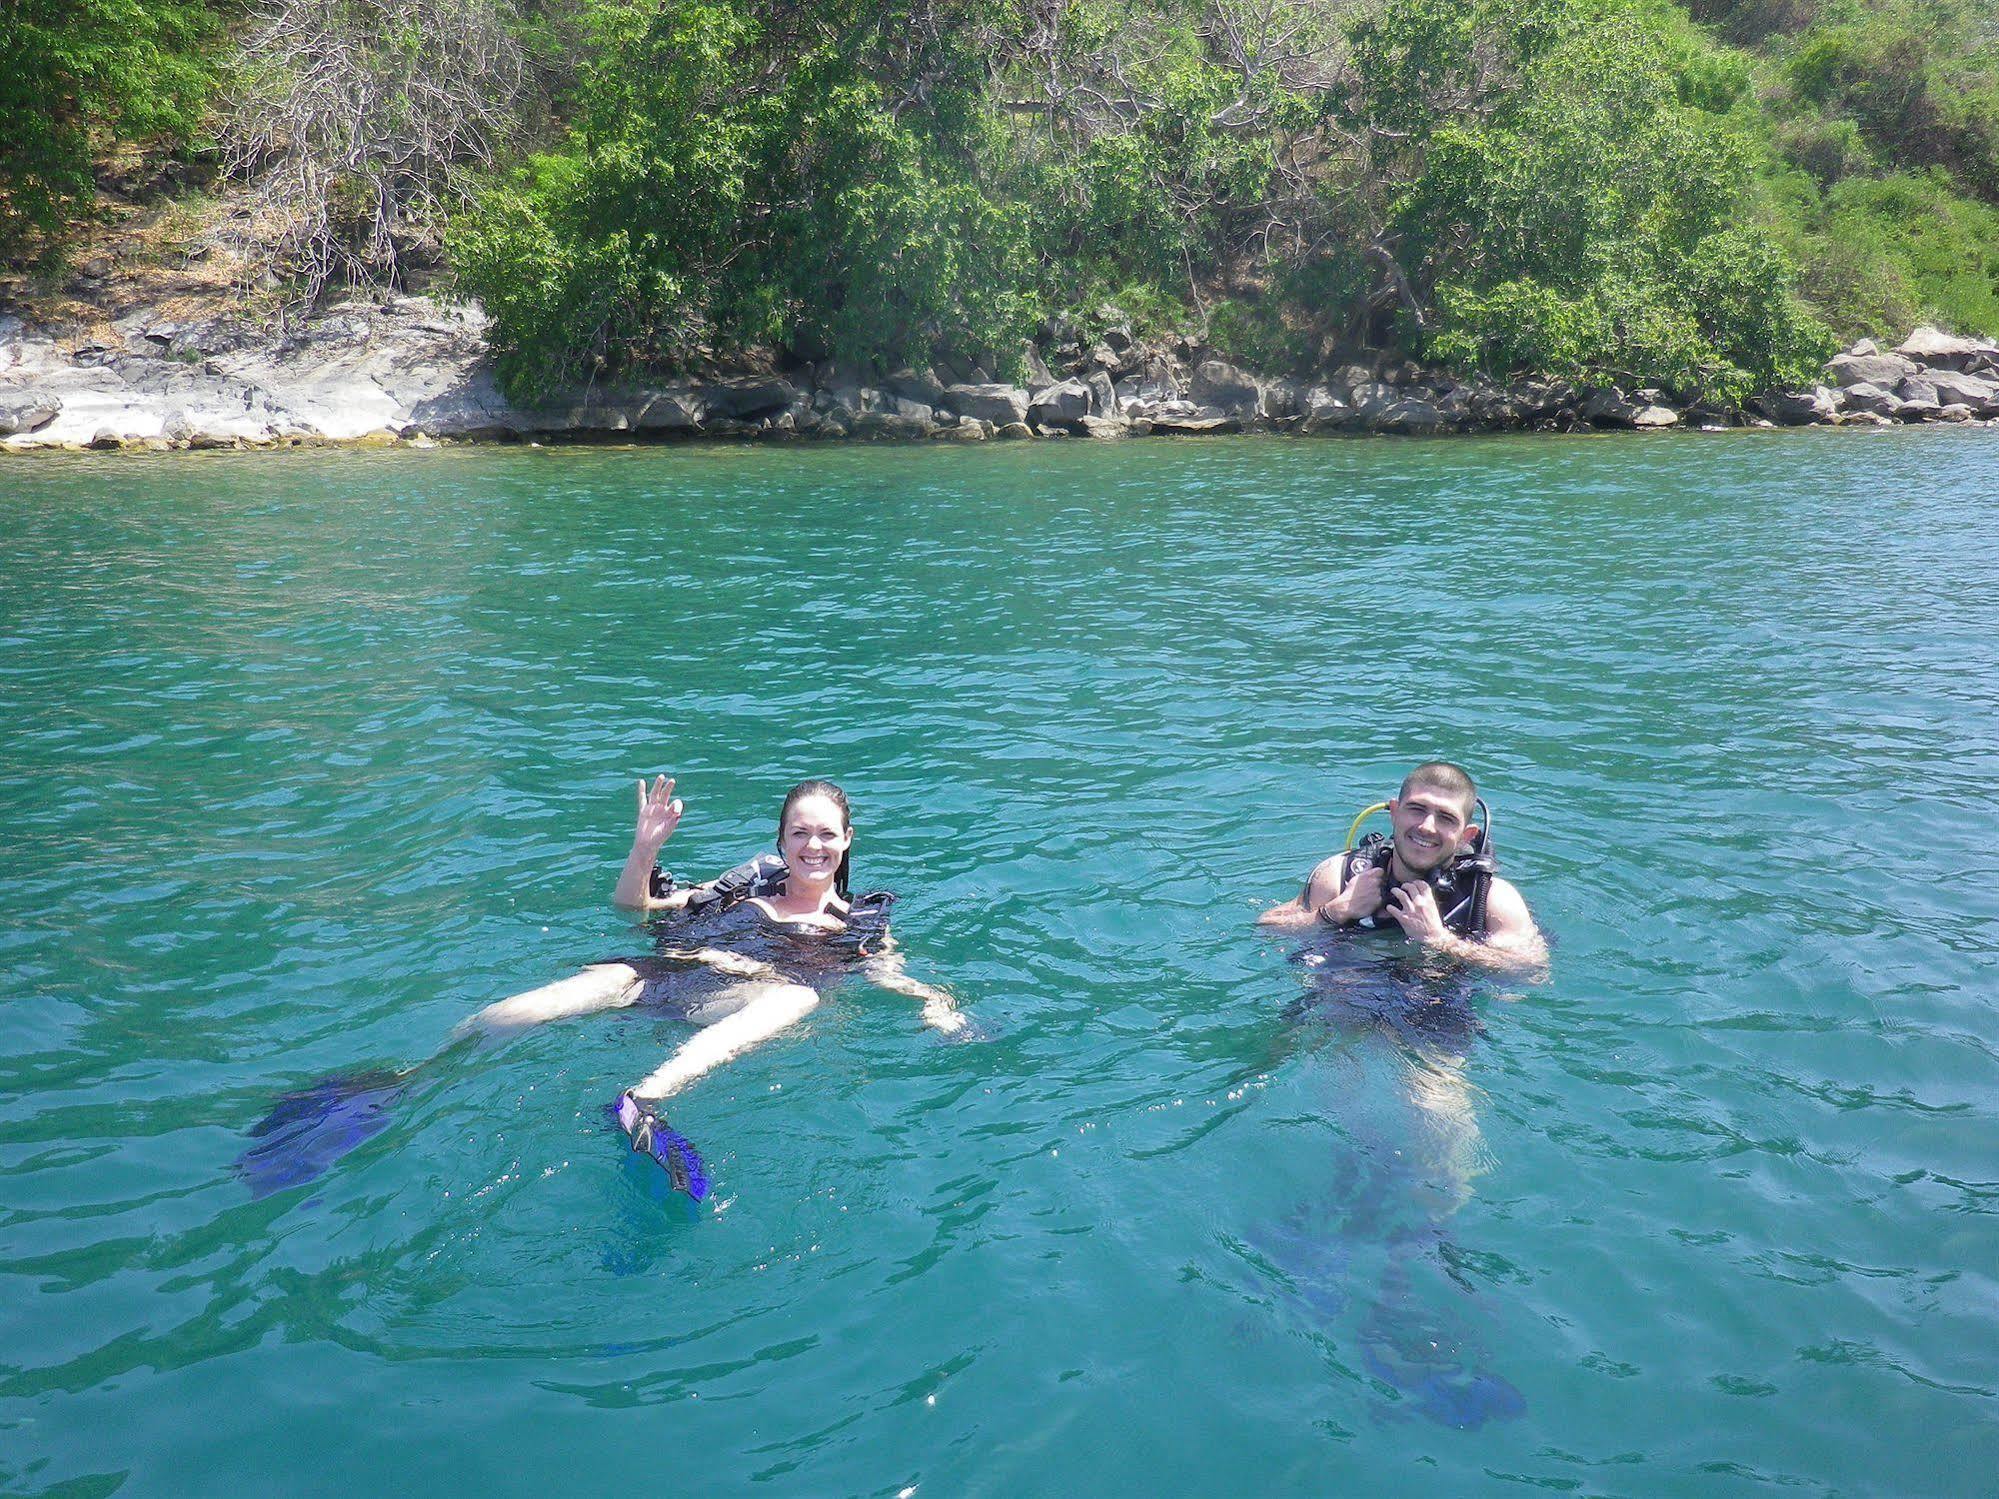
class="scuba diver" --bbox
[236,776,965,1203]
[1258,761,1544,970]
[1247,762,1543,1427]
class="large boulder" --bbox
[1754,387,1839,425]
[0,393,61,435]
[943,382,1030,426]
[1839,381,1905,418]
[1433,385,1475,425]
[850,410,930,439]
[1148,404,1239,434]
[1028,378,1092,428]
[1189,359,1262,416]
[1084,369,1116,416]
[1582,387,1681,429]
[1112,374,1181,416]
[630,389,703,432]
[1262,378,1306,421]
[700,376,798,421]
[1926,368,1999,413]
[1895,375,1942,418]
[1368,394,1446,434]
[1513,378,1576,418]
[1895,325,1999,372]
[886,367,946,406]
[1301,384,1356,432]
[1348,381,1399,420]
[1828,350,1918,388]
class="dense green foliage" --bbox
[460,0,1853,400]
[7,0,1996,397]
[0,0,220,255]
[1337,0,1831,397]
[455,0,1039,391]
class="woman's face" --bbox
[778,792,852,886]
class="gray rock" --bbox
[1514,379,1576,417]
[1937,403,1976,423]
[1828,351,1918,388]
[887,367,946,406]
[0,393,61,435]
[930,420,988,442]
[1149,406,1240,434]
[1578,387,1631,425]
[1896,375,1942,417]
[1348,382,1398,420]
[1029,378,1091,428]
[1077,415,1128,439]
[1848,338,1879,357]
[850,410,930,439]
[1190,359,1262,416]
[946,382,1030,426]
[885,395,933,424]
[1895,326,1999,371]
[700,376,798,421]
[813,383,863,420]
[162,409,196,445]
[1469,387,1526,426]
[1369,396,1445,434]
[1263,379,1305,421]
[1839,382,1905,417]
[1434,385,1474,424]
[1927,369,1999,413]
[631,389,702,432]
[87,428,123,450]
[1085,369,1115,416]
[1755,387,1839,425]
[1631,404,1680,429]
[1302,385,1355,432]
[1113,374,1180,415]
[993,421,1033,440]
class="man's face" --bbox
[1387,784,1474,874]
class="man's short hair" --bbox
[1398,761,1477,817]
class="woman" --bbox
[463,775,966,1193]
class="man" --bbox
[1259,762,1545,969]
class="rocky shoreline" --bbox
[4,295,1999,452]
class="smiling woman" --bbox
[461,773,968,1195]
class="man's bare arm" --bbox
[1258,856,1344,927]
[1419,878,1547,972]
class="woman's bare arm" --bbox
[864,945,968,1034]
[613,774,689,910]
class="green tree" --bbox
[455,0,1037,395]
[1334,0,1831,398]
[0,0,218,257]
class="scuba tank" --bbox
[1343,799,1497,940]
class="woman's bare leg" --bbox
[456,963,644,1037]
[626,981,820,1100]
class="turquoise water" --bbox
[2,432,1995,1495]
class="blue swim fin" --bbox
[1361,1335,1526,1429]
[234,1067,406,1199]
[616,1091,710,1201]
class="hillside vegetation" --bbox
[4,0,1995,402]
